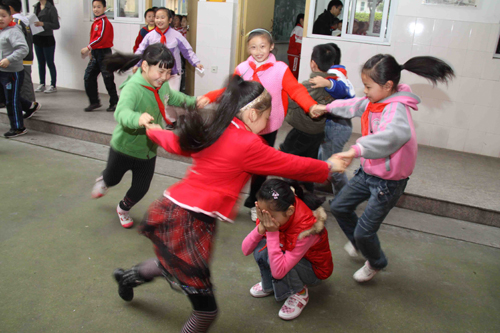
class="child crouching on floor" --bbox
[242,179,334,321]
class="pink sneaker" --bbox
[249,282,273,298]
[278,287,309,320]
[91,176,108,198]
[117,204,134,228]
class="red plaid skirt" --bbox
[139,197,217,291]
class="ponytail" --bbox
[363,54,454,90]
[177,75,271,152]
[256,179,326,212]
[104,43,175,74]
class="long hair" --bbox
[295,13,304,26]
[177,75,271,152]
[362,54,455,90]
[103,43,175,74]
[257,179,325,213]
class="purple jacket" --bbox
[135,28,200,75]
[326,84,420,180]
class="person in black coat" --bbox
[313,0,343,36]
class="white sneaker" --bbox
[250,207,257,222]
[35,84,45,92]
[353,261,379,283]
[278,287,309,320]
[44,85,57,93]
[344,241,359,257]
[117,204,134,228]
[249,282,273,298]
[91,176,108,198]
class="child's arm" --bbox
[86,18,107,51]
[1,31,28,67]
[146,128,192,157]
[311,97,369,119]
[132,34,152,71]
[166,88,197,108]
[113,88,145,129]
[132,29,144,53]
[282,68,317,113]
[241,226,265,256]
[352,103,412,159]
[177,35,203,70]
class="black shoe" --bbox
[106,104,117,112]
[84,103,102,112]
[4,128,27,138]
[24,102,42,119]
[113,268,134,302]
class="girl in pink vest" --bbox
[242,179,333,321]
[112,76,346,332]
[312,54,454,283]
[201,28,323,222]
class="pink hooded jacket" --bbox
[325,84,420,180]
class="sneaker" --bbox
[35,84,45,92]
[353,261,379,283]
[4,128,27,138]
[44,85,57,93]
[250,207,257,222]
[24,102,42,119]
[84,103,102,112]
[113,268,134,302]
[278,287,309,320]
[91,175,108,198]
[249,282,273,298]
[344,241,359,257]
[106,104,117,112]
[117,204,134,228]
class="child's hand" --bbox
[309,76,330,88]
[255,202,279,232]
[132,67,139,74]
[138,113,154,127]
[80,47,90,58]
[196,96,210,109]
[0,58,10,68]
[332,148,357,168]
[309,104,327,118]
[196,63,204,70]
[257,222,266,235]
[145,123,162,130]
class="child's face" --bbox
[181,17,187,28]
[145,12,155,26]
[142,63,172,88]
[173,16,180,28]
[361,72,392,103]
[92,1,105,17]
[0,9,12,29]
[257,200,293,227]
[155,10,171,31]
[247,35,274,63]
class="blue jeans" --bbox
[330,167,408,270]
[318,120,352,195]
[253,239,319,302]
[34,44,56,87]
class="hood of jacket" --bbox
[378,84,421,111]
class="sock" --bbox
[119,196,136,211]
[181,309,218,333]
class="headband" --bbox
[247,28,273,39]
[240,89,268,112]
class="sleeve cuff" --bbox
[352,144,363,158]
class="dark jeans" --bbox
[253,239,319,301]
[244,130,278,208]
[280,128,324,192]
[84,48,118,106]
[34,44,56,86]
[0,70,25,130]
[330,167,408,270]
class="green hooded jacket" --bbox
[110,69,196,159]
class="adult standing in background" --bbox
[287,13,304,79]
[33,0,59,93]
[313,0,343,36]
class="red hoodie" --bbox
[87,14,113,50]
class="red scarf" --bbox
[155,26,169,44]
[141,85,172,125]
[248,61,274,82]
[361,102,388,136]
[0,21,16,30]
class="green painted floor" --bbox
[1,139,499,332]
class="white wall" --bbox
[300,0,500,157]
[194,0,239,96]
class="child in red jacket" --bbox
[242,179,333,321]
[80,0,118,112]
[132,7,156,53]
[111,76,346,332]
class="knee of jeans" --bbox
[330,199,349,216]
[354,227,375,243]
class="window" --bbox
[83,0,144,22]
[309,0,397,45]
